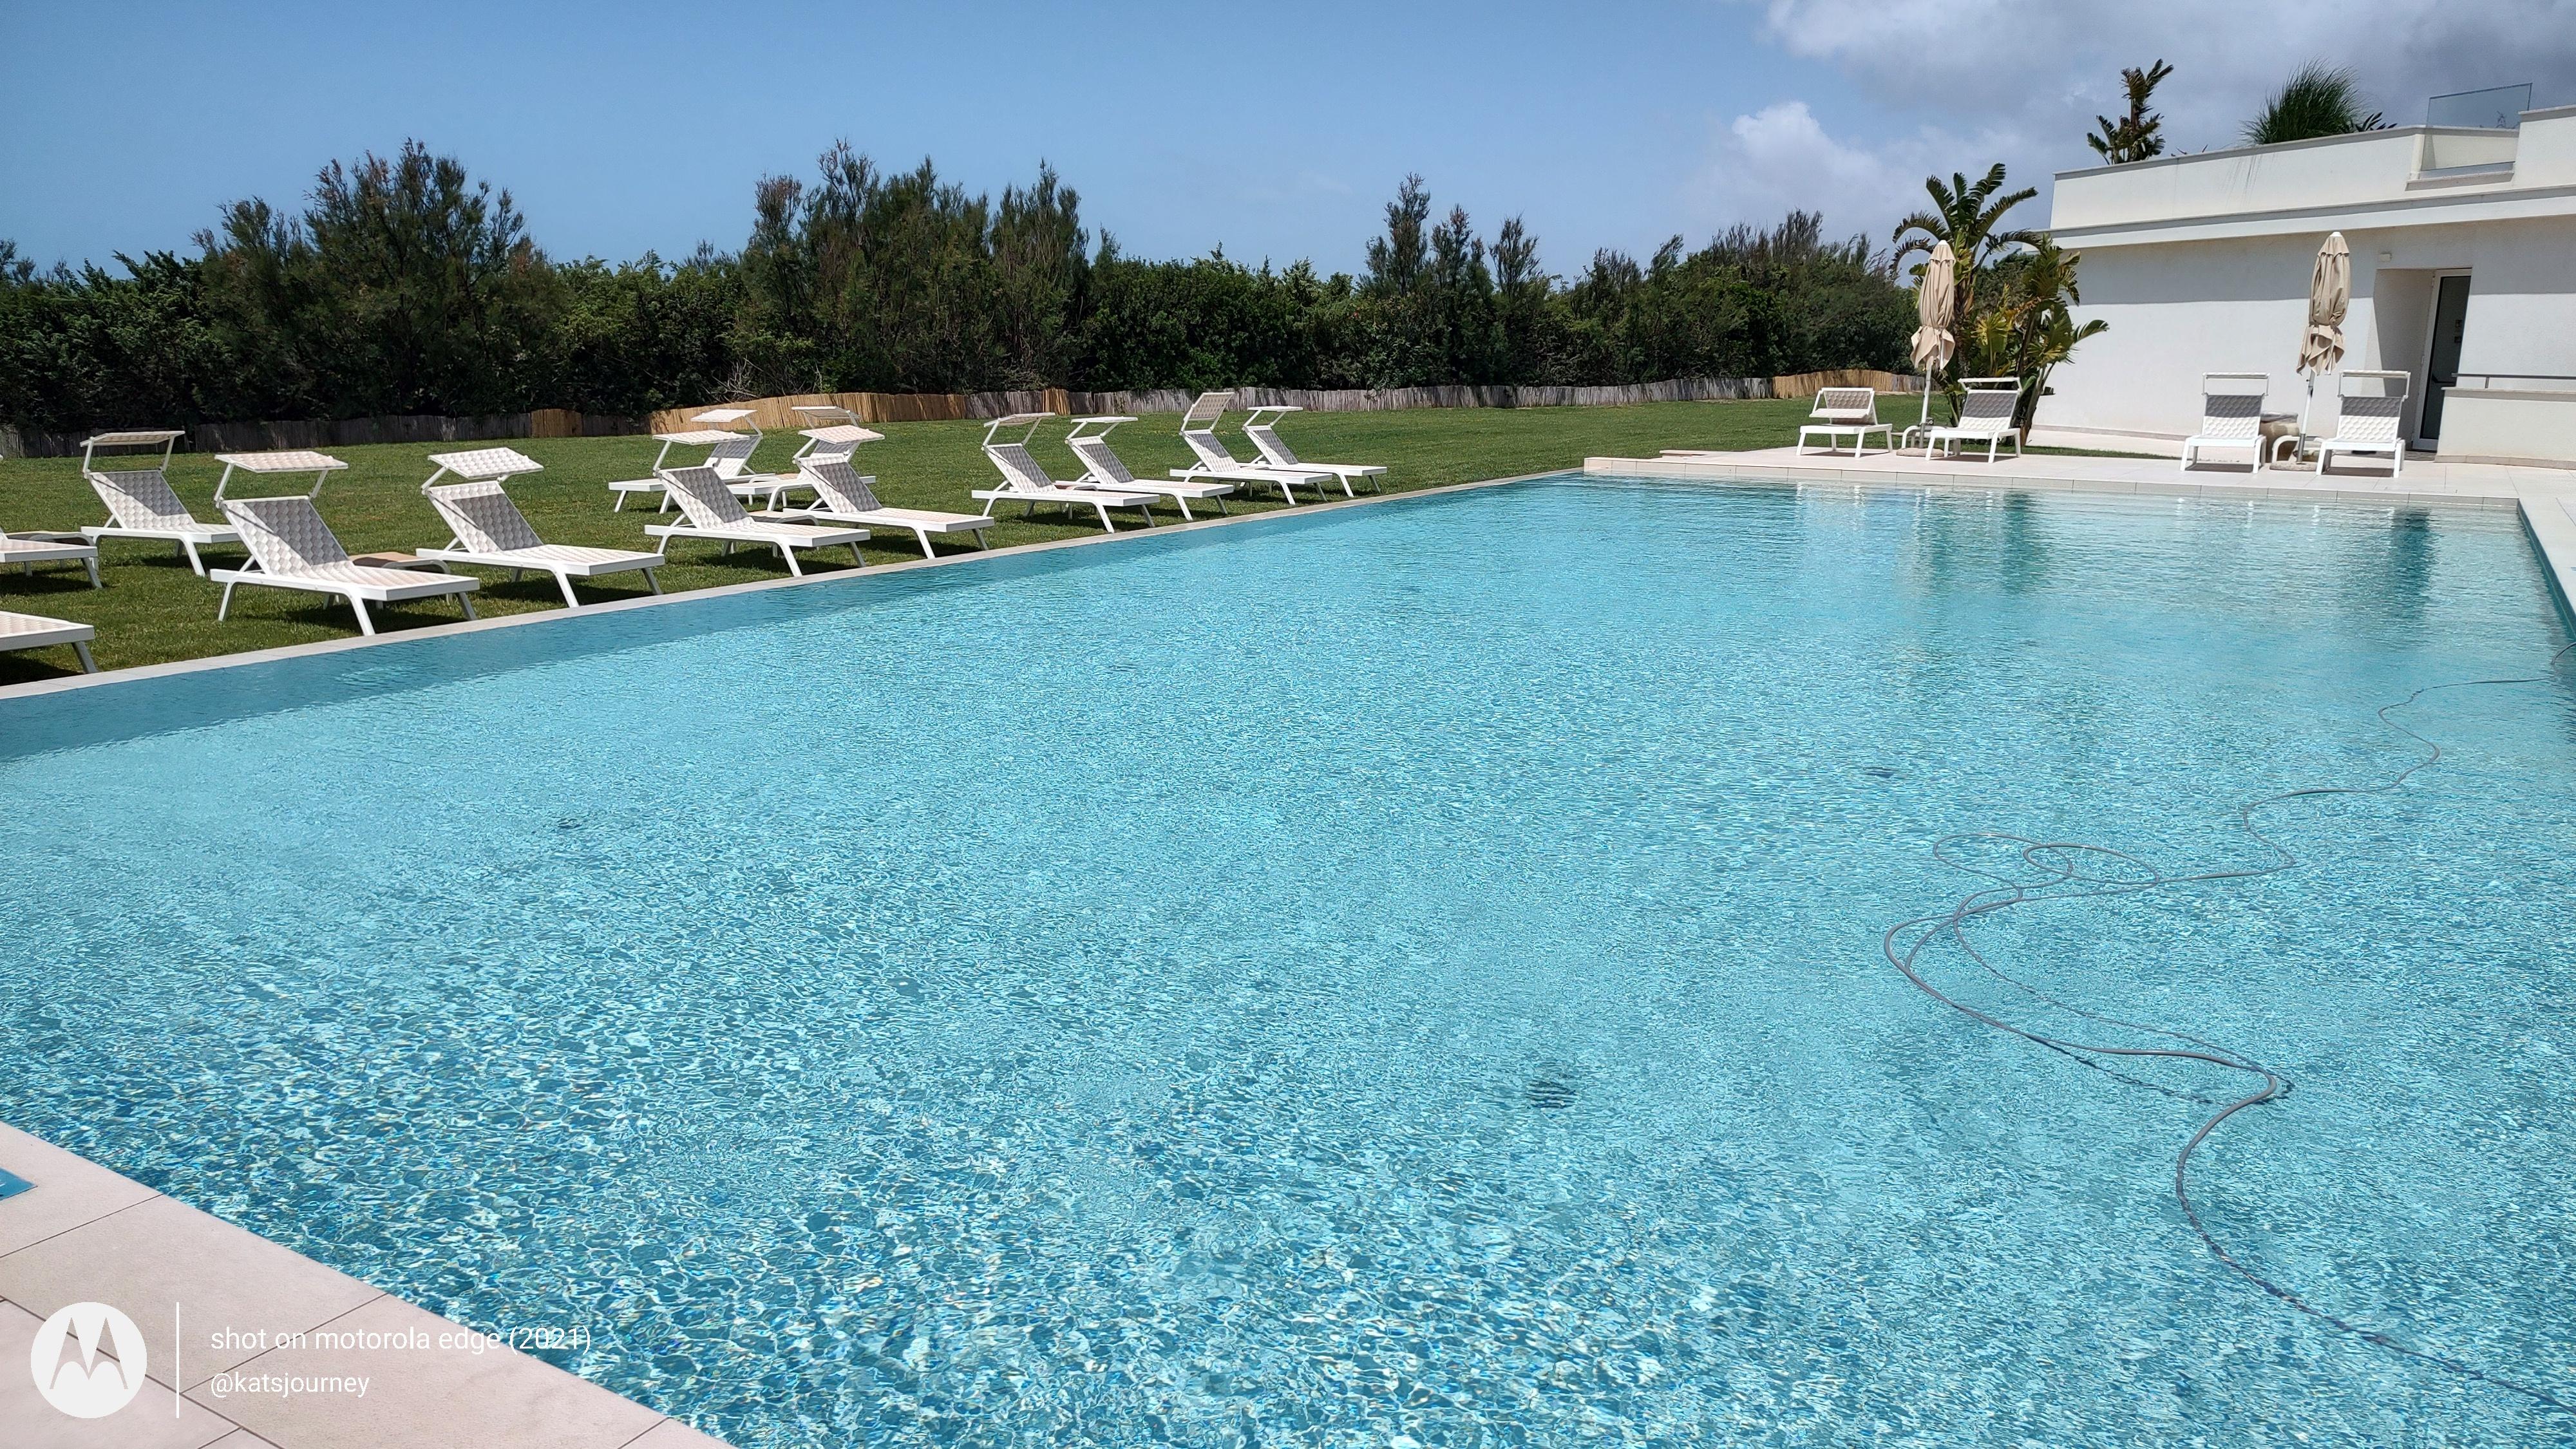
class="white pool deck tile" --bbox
[1587,446,2576,611]
[0,1124,725,1448]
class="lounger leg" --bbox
[612,491,627,512]
[914,530,936,557]
[781,544,803,577]
[349,598,376,636]
[216,581,236,621]
[84,558,100,587]
[1094,504,1116,532]
[556,573,582,609]
[1215,496,1229,515]
[849,542,865,565]
[71,641,95,673]
[1174,498,1194,521]
[645,569,663,595]
[458,594,477,621]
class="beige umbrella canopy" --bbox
[2291,232,2351,457]
[2299,232,2351,377]
[1911,242,1957,372]
[1910,242,1956,429]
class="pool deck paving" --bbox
[1588,445,2576,618]
[0,1124,727,1448]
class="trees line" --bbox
[0,142,1913,435]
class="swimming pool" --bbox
[4,475,2573,1445]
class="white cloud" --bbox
[1690,102,2008,253]
[1695,0,2576,243]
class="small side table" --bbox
[2259,414,2309,469]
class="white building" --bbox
[2034,102,2576,466]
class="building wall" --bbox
[2039,216,2576,443]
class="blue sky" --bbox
[3,1,2567,278]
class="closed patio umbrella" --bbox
[2292,232,2351,459]
[1911,242,1957,433]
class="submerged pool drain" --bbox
[1883,647,2576,1414]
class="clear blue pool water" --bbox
[5,476,2575,1446]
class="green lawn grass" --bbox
[0,396,1939,685]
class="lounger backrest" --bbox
[801,459,884,515]
[1808,387,1878,423]
[424,480,545,553]
[1956,384,2021,432]
[984,442,1058,493]
[1182,392,1233,430]
[2197,375,2267,440]
[219,495,349,573]
[1242,421,1300,468]
[659,466,753,527]
[1065,435,1140,486]
[1180,427,1240,470]
[2336,373,2407,444]
[88,468,198,529]
[705,435,759,478]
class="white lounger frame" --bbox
[208,450,480,636]
[1242,405,1384,495]
[757,457,996,557]
[2316,371,2410,477]
[645,465,868,576]
[77,428,240,574]
[973,413,1160,531]
[787,406,884,473]
[1795,388,1893,456]
[1174,392,1331,504]
[609,410,795,511]
[1065,415,1235,519]
[0,531,100,587]
[0,609,95,672]
[1922,378,2025,462]
[415,448,666,607]
[2179,373,2270,473]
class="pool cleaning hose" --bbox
[1880,645,2576,1414]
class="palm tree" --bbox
[1960,238,2108,428]
[2087,59,2175,164]
[1892,164,2039,412]
[2245,64,2384,145]
[1890,164,2038,328]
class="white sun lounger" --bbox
[413,448,665,607]
[1242,405,1385,496]
[75,428,239,574]
[787,406,884,473]
[609,410,796,511]
[1064,415,1235,519]
[1922,377,2025,462]
[1795,388,1894,457]
[2179,373,2269,472]
[208,451,479,636]
[0,529,100,587]
[1173,392,1331,504]
[972,413,1160,531]
[645,464,868,576]
[0,610,95,672]
[2316,370,2410,477]
[755,458,995,557]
